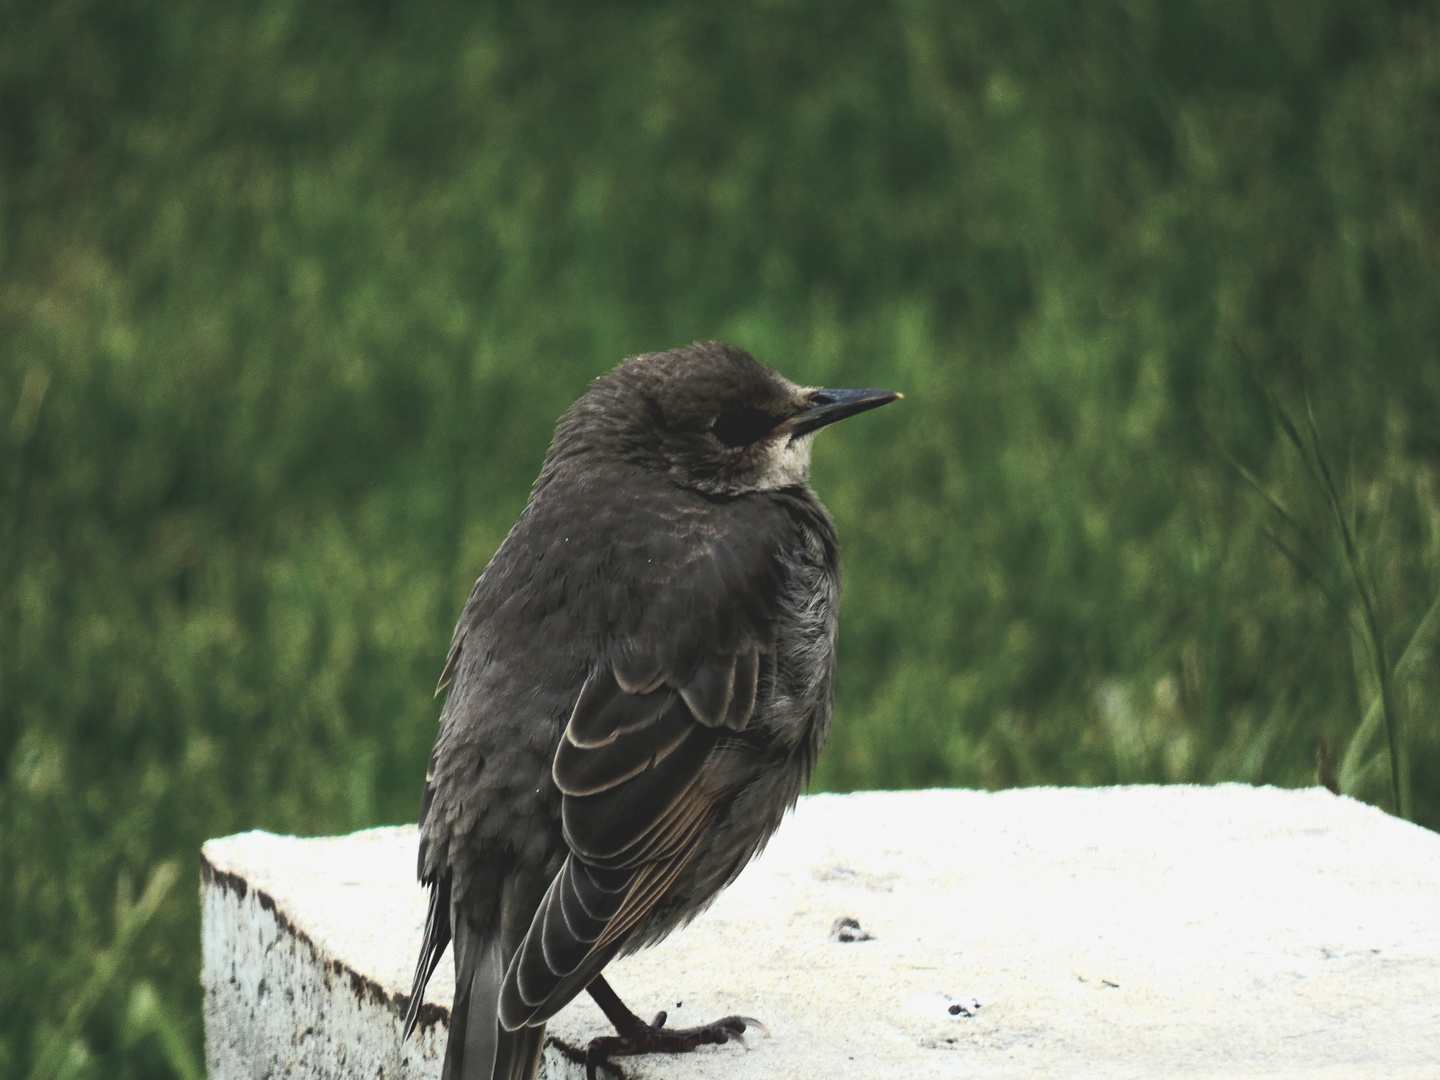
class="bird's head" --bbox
[547,342,900,495]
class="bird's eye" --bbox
[711,407,782,447]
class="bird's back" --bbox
[418,463,838,936]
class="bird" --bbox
[403,341,899,1080]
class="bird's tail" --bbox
[445,919,546,1080]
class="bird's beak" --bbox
[781,387,902,439]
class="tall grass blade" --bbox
[1340,590,1440,797]
[1301,394,1406,819]
[124,982,202,1080]
[1259,523,1358,635]
[1227,350,1413,820]
[1202,423,1332,572]
[26,862,180,1080]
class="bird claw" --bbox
[584,1012,765,1077]
[734,1015,769,1038]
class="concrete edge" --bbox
[198,846,601,1074]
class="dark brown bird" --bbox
[404,342,899,1080]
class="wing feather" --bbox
[678,654,737,727]
[553,688,696,799]
[592,806,714,950]
[500,645,762,1028]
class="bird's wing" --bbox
[496,646,763,1030]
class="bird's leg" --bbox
[583,974,759,1079]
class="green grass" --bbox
[2,1,1438,1076]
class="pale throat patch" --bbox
[761,431,817,490]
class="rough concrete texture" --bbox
[201,785,1440,1079]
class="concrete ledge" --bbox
[201,785,1440,1078]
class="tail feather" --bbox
[404,872,453,1040]
[446,919,546,1080]
[492,1024,546,1080]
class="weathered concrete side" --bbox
[201,786,1440,1079]
[202,840,441,1079]
[199,829,590,1079]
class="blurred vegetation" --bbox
[2,0,1438,1075]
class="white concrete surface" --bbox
[200,785,1440,1079]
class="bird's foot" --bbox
[584,1012,759,1079]
[583,974,766,1079]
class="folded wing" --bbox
[497,647,762,1030]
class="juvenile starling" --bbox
[404,342,899,1080]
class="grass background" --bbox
[2,0,1438,1076]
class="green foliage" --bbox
[2,0,1438,1075]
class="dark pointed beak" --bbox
[783,387,902,438]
